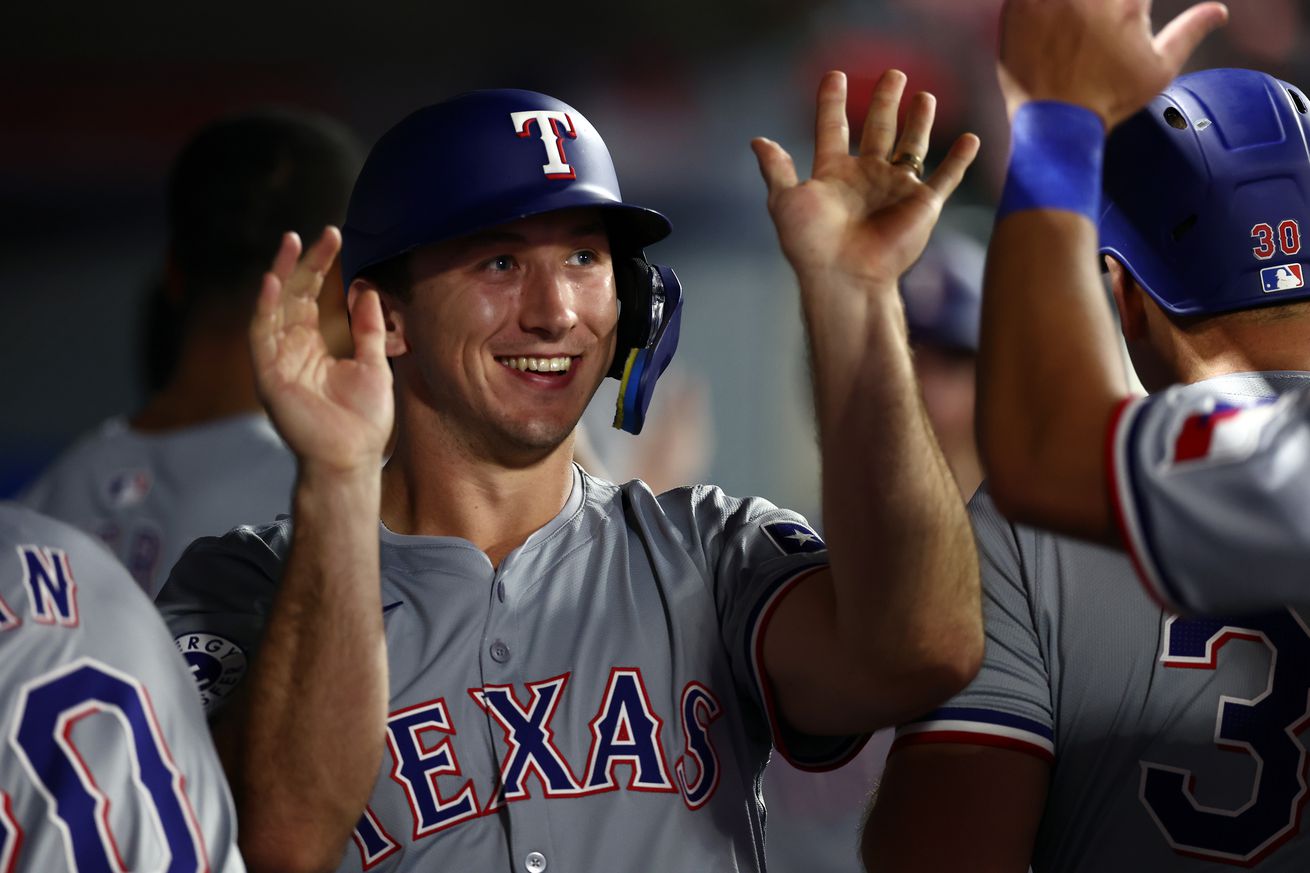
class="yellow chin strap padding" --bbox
[612,348,642,431]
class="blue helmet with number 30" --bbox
[1100,68,1310,316]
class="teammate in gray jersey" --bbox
[157,73,984,873]
[870,480,1310,871]
[862,1,1310,870]
[0,503,244,873]
[23,110,361,598]
[959,0,1310,616]
[24,416,294,600]
[1110,381,1310,614]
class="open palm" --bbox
[250,228,393,473]
[754,70,980,290]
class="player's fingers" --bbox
[812,71,850,175]
[349,289,388,367]
[250,272,282,370]
[305,226,343,276]
[997,0,1016,59]
[857,69,908,159]
[923,132,981,200]
[1153,2,1228,74]
[270,232,302,285]
[290,226,344,300]
[751,137,800,200]
[888,91,936,174]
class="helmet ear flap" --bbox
[607,256,683,434]
[608,255,658,380]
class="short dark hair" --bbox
[167,108,363,305]
[355,251,413,302]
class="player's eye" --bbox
[483,255,515,273]
[566,249,599,267]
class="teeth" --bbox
[497,356,573,373]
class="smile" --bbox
[495,356,574,374]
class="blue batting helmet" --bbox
[341,88,671,286]
[901,227,984,353]
[1100,68,1310,316]
[341,89,682,436]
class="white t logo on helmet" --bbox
[510,110,578,179]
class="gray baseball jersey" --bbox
[157,466,864,872]
[894,487,1310,870]
[0,503,244,873]
[22,414,295,599]
[1109,372,1310,614]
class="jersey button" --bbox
[524,851,547,872]
[490,640,511,663]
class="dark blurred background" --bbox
[3,0,1307,502]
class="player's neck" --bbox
[1165,316,1310,385]
[131,330,262,432]
[379,420,577,568]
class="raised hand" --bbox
[999,0,1229,128]
[250,227,393,474]
[752,70,979,293]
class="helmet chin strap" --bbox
[612,265,683,435]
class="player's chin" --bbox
[497,414,583,457]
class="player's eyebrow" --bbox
[569,221,606,238]
[460,221,607,248]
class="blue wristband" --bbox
[997,101,1106,221]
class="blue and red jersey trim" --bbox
[746,561,870,772]
[892,706,1054,763]
[1106,395,1182,612]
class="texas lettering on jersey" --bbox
[350,667,723,864]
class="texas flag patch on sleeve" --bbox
[763,521,827,555]
[1167,397,1281,466]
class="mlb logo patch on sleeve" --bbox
[105,469,152,508]
[1260,263,1304,293]
[763,521,827,555]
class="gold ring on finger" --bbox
[891,152,925,179]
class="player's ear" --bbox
[1105,256,1148,343]
[348,278,409,357]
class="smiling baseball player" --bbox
[156,74,982,873]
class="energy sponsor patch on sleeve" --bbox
[761,521,827,556]
[173,632,247,712]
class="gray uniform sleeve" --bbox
[668,486,866,771]
[1108,387,1310,614]
[155,520,290,715]
[893,489,1055,763]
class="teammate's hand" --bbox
[250,227,393,474]
[998,0,1229,128]
[752,70,979,292]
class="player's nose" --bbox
[519,267,578,340]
